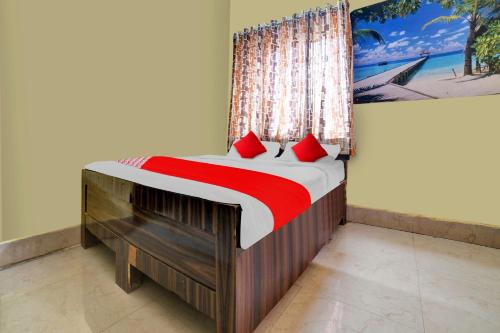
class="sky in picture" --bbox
[353,2,469,66]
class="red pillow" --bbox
[234,131,267,158]
[292,133,328,162]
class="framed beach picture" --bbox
[351,0,499,104]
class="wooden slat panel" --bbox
[84,170,133,202]
[103,213,216,289]
[85,215,120,251]
[84,170,217,289]
[85,219,216,319]
[133,184,218,235]
[215,204,239,333]
[235,183,346,333]
[84,169,222,235]
[134,245,217,319]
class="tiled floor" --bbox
[1,223,499,333]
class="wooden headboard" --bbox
[337,154,349,179]
[336,154,350,161]
[274,148,350,160]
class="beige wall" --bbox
[0,97,2,241]
[0,0,230,241]
[230,0,500,227]
[0,0,498,242]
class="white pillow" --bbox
[227,141,281,159]
[279,142,341,162]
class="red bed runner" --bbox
[138,156,311,231]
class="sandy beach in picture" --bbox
[351,0,499,103]
[406,73,500,99]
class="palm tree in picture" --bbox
[422,0,499,75]
[352,29,385,45]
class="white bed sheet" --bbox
[85,155,345,249]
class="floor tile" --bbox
[414,234,500,288]
[329,223,416,260]
[294,263,424,332]
[253,285,301,333]
[2,224,500,333]
[103,285,215,333]
[0,245,114,302]
[272,287,421,333]
[294,223,424,331]
[0,246,156,332]
[414,234,500,333]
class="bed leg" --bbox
[81,226,100,249]
[215,206,238,333]
[81,175,100,249]
[115,241,143,293]
[340,181,347,225]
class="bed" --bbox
[81,152,349,333]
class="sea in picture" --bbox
[351,0,499,103]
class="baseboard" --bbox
[1,207,498,267]
[347,205,500,249]
[0,225,80,268]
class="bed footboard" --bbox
[82,169,346,333]
[235,183,345,332]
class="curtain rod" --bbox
[233,0,346,39]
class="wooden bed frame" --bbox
[81,156,348,333]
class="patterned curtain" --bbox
[228,0,354,155]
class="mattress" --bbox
[85,155,345,249]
